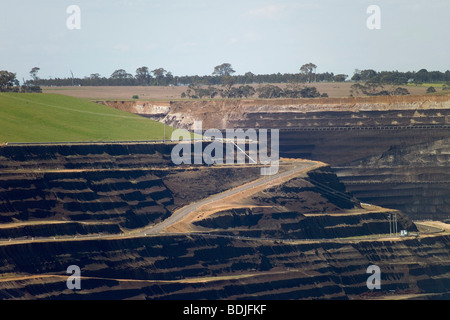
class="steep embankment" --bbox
[103,95,450,221]
[0,143,449,300]
[96,100,170,121]
[193,166,416,239]
[0,143,398,240]
[0,143,262,238]
[336,137,450,221]
[1,233,450,300]
[162,95,450,130]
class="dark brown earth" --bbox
[1,232,450,300]
[1,143,450,300]
[1,94,450,300]
[0,143,262,237]
[99,95,450,221]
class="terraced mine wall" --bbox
[0,142,400,240]
[0,142,449,300]
[118,95,449,221]
[195,208,399,239]
[0,143,263,238]
[191,165,416,239]
[1,234,450,299]
[279,127,450,221]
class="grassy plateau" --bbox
[0,93,171,143]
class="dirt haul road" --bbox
[137,160,322,235]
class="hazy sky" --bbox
[1,0,449,82]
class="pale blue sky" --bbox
[1,0,449,82]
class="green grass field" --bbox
[407,82,446,88]
[0,93,174,143]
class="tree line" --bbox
[23,63,450,88]
[0,70,42,93]
[2,63,450,99]
[182,82,328,99]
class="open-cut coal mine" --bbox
[1,95,450,301]
[116,95,449,222]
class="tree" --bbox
[426,86,436,93]
[110,69,133,79]
[212,63,235,77]
[300,63,317,83]
[221,76,235,90]
[137,67,151,85]
[165,71,174,86]
[257,85,283,99]
[21,85,42,93]
[83,73,104,86]
[135,66,151,85]
[351,69,362,81]
[238,85,256,98]
[30,67,40,81]
[350,83,365,96]
[300,86,320,98]
[391,87,410,96]
[185,85,219,99]
[151,68,167,85]
[351,82,409,97]
[89,73,101,80]
[284,82,307,98]
[0,71,19,92]
[0,70,41,93]
[110,69,134,85]
[243,72,255,84]
[360,69,377,82]
[333,74,348,82]
[225,85,256,99]
[415,69,430,83]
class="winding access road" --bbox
[137,160,321,235]
[0,160,321,245]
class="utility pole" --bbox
[394,213,396,236]
[394,213,398,236]
[389,214,392,237]
[389,213,398,237]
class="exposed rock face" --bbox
[1,234,450,300]
[108,95,450,221]
[337,137,450,221]
[96,101,171,121]
[158,96,450,130]
[0,144,402,240]
[193,166,416,240]
[0,143,262,237]
[0,143,449,300]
